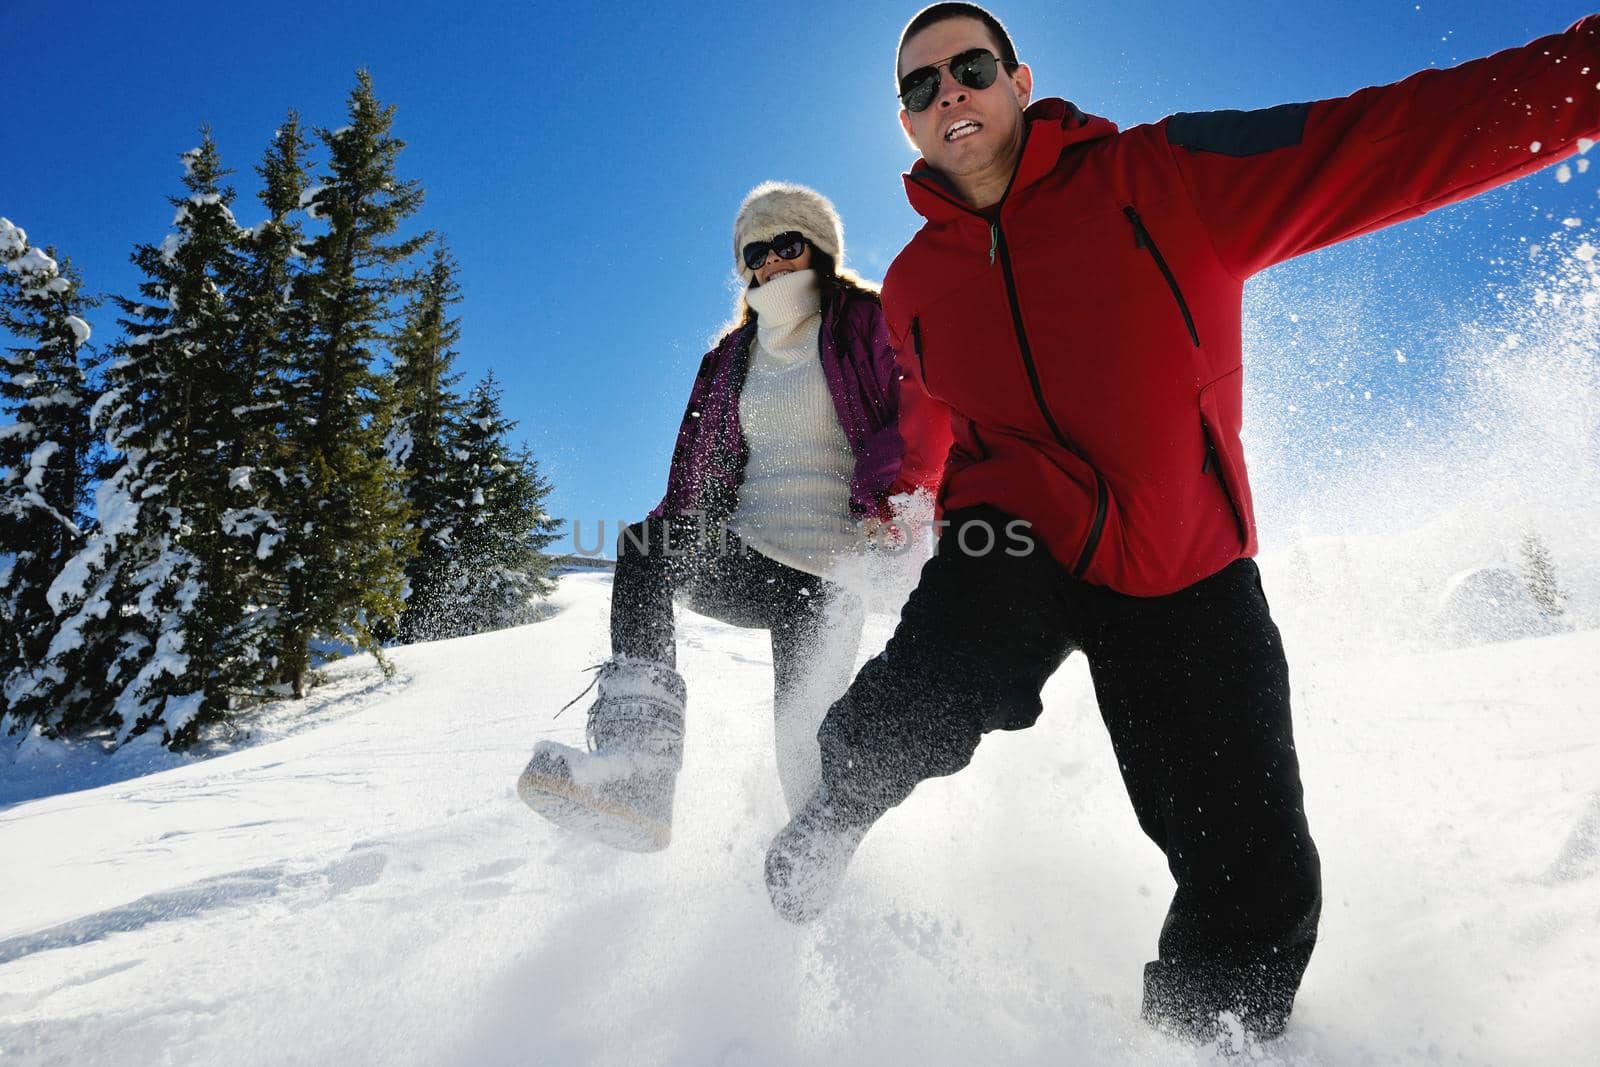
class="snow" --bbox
[227,466,253,491]
[26,390,78,411]
[0,217,27,256]
[47,473,141,612]
[1,565,1596,1064]
[7,247,58,277]
[21,440,60,491]
[64,315,90,344]
[298,184,328,220]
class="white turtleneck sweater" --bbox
[730,269,859,580]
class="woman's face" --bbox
[755,241,813,286]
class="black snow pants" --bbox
[610,515,864,807]
[816,505,1322,1037]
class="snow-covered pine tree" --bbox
[274,71,422,694]
[230,112,315,694]
[441,371,559,636]
[1519,530,1567,620]
[33,133,265,746]
[0,220,101,736]
[389,241,468,643]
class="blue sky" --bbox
[4,1,1596,554]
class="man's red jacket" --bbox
[883,16,1600,596]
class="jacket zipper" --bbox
[992,220,1108,577]
[1123,207,1200,348]
[910,315,928,385]
[909,174,1108,577]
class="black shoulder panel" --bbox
[1166,102,1311,157]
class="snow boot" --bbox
[764,787,872,922]
[517,658,687,852]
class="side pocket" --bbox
[937,419,987,512]
[967,418,988,460]
[1197,366,1253,550]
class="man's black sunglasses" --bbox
[898,47,1015,114]
[742,231,808,272]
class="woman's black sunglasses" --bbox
[742,231,808,272]
[898,47,1014,114]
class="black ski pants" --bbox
[610,515,864,807]
[817,505,1321,1037]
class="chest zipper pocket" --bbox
[909,315,930,391]
[1124,207,1200,349]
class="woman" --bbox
[518,181,946,851]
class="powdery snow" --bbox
[0,570,1596,1065]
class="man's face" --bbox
[897,17,1032,185]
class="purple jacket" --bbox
[650,289,941,524]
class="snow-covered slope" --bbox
[3,568,1597,1065]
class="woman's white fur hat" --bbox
[733,181,844,285]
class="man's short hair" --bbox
[896,3,1019,81]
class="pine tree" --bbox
[0,220,100,735]
[1519,530,1567,619]
[233,112,315,694]
[443,371,560,636]
[390,241,468,642]
[275,71,422,694]
[31,133,261,746]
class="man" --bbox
[763,0,1600,1043]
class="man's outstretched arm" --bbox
[1163,15,1600,278]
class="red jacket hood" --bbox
[902,98,1120,220]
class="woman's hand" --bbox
[861,515,904,550]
